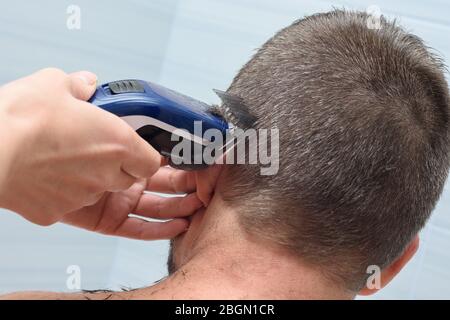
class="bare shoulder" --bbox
[0,291,85,300]
[0,290,129,300]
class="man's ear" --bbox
[359,235,419,296]
[195,164,223,207]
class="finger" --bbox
[82,191,106,207]
[134,192,202,219]
[146,166,196,194]
[33,67,67,84]
[121,129,162,179]
[112,217,189,240]
[68,71,98,101]
[106,169,137,192]
[161,157,169,166]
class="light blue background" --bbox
[0,0,449,299]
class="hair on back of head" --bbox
[220,9,450,291]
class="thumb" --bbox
[68,71,98,101]
[121,129,163,179]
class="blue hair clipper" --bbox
[89,80,234,170]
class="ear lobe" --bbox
[359,235,419,296]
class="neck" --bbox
[137,197,354,300]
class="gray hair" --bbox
[220,9,450,291]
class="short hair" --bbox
[220,10,450,291]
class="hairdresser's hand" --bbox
[61,178,202,240]
[62,164,218,241]
[0,68,162,227]
[146,164,223,208]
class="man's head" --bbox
[170,10,450,295]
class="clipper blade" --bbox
[212,89,256,130]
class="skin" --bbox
[0,166,419,300]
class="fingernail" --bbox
[78,71,97,86]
